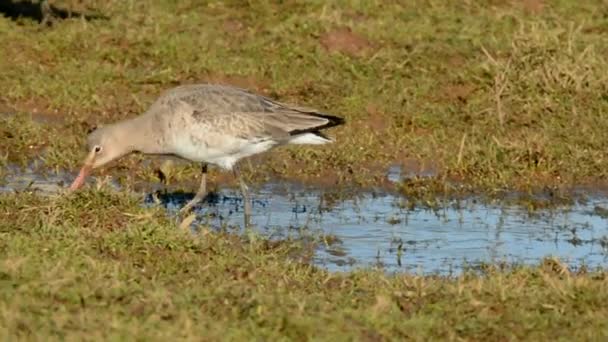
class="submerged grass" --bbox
[0,190,606,340]
[1,1,608,193]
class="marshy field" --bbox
[1,0,608,340]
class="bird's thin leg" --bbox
[180,163,208,214]
[40,0,56,26]
[233,165,252,227]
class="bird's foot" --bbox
[179,202,196,215]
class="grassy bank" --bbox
[0,190,606,340]
[1,1,608,193]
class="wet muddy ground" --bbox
[4,166,607,275]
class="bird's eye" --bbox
[94,145,102,153]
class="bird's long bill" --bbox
[69,152,95,191]
[69,164,93,190]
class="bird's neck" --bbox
[111,112,165,154]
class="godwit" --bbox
[69,83,344,226]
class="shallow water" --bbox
[149,183,608,274]
[3,169,608,274]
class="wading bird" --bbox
[69,83,344,226]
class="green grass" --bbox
[3,1,608,339]
[1,0,608,192]
[0,190,607,340]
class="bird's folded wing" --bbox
[229,111,334,140]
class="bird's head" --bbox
[69,126,131,190]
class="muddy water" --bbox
[3,170,608,274]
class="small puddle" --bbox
[0,165,69,194]
[3,169,608,274]
[149,184,608,274]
